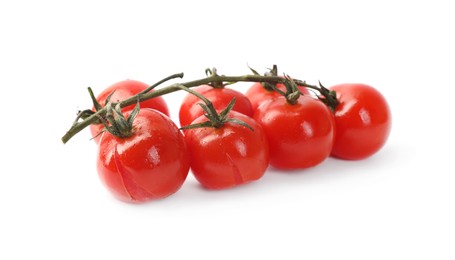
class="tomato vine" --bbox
[61,66,337,143]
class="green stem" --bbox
[139,73,184,95]
[61,73,331,144]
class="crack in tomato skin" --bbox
[224,144,244,186]
[113,145,156,202]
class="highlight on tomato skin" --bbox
[96,108,190,203]
[90,79,170,143]
[179,85,253,128]
[183,111,270,190]
[329,83,392,160]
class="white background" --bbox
[1,0,454,259]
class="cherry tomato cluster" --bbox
[80,68,391,203]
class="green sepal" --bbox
[225,118,254,131]
[88,87,103,112]
[100,100,137,139]
[126,98,141,127]
[197,103,217,122]
[105,90,116,104]
[180,121,213,131]
[316,81,339,112]
[180,97,253,131]
[113,103,129,131]
[219,98,236,121]
[282,76,302,105]
[247,64,261,76]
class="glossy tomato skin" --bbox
[254,96,335,170]
[97,109,190,203]
[90,79,169,143]
[183,111,269,189]
[179,85,253,127]
[330,83,391,160]
[245,82,310,113]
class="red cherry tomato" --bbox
[330,83,391,160]
[254,96,335,169]
[97,108,190,203]
[183,111,269,189]
[90,79,169,143]
[245,82,310,113]
[179,85,253,127]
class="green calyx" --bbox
[88,87,140,139]
[177,85,253,131]
[282,75,302,105]
[249,65,302,105]
[315,81,339,112]
[99,101,140,138]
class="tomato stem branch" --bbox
[139,73,184,95]
[62,72,337,144]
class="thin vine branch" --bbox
[61,73,331,144]
[139,73,184,95]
